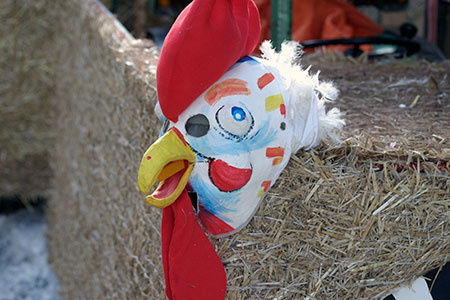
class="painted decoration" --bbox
[139,38,344,299]
[158,55,295,237]
[148,41,344,240]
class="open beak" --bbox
[138,127,196,208]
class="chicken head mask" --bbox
[137,0,344,299]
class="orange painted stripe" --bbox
[257,73,275,90]
[205,78,250,105]
[257,190,265,198]
[261,181,271,192]
[272,157,283,166]
[266,147,285,158]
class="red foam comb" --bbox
[157,0,261,122]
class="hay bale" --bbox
[46,1,449,299]
[220,57,450,299]
[47,1,163,299]
[0,0,56,198]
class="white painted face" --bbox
[169,57,291,237]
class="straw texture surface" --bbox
[47,1,163,298]
[9,0,445,298]
[0,0,55,198]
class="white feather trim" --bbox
[260,41,345,152]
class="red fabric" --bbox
[157,0,261,122]
[254,0,382,53]
[198,205,235,236]
[161,190,227,300]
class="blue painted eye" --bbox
[232,106,246,122]
[216,104,253,137]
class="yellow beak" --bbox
[138,128,196,208]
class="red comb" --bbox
[157,0,261,122]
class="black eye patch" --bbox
[185,114,210,137]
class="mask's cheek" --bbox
[247,150,272,192]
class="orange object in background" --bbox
[254,0,383,52]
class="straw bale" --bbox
[302,53,450,161]
[47,1,164,299]
[47,1,448,299]
[220,56,450,299]
[0,0,56,198]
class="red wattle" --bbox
[161,190,227,300]
[198,205,235,236]
[209,159,252,192]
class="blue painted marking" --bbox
[236,56,258,64]
[190,174,235,222]
[227,56,260,71]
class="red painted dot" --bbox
[280,104,286,117]
[146,156,151,160]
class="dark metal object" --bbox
[302,36,420,56]
[301,23,421,58]
[351,0,409,11]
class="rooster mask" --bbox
[137,0,343,299]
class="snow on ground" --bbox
[0,208,60,300]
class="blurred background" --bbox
[100,0,449,59]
